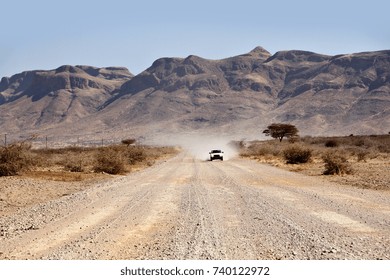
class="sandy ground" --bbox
[0,152,389,260]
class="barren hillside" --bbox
[1,47,389,143]
[0,65,132,133]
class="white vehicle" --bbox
[209,149,224,161]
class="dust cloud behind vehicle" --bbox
[152,133,239,161]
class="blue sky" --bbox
[1,0,389,78]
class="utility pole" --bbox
[45,136,48,150]
[4,133,7,147]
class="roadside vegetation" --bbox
[0,140,177,181]
[0,141,35,176]
[240,134,390,190]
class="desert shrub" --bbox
[251,145,271,157]
[63,157,85,172]
[0,142,34,176]
[322,152,352,175]
[356,150,370,162]
[325,139,339,148]
[283,145,312,164]
[93,147,126,174]
[126,146,146,164]
[32,147,96,172]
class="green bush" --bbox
[322,152,352,175]
[283,145,312,164]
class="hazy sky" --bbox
[1,0,389,78]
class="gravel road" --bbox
[1,152,389,260]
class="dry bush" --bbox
[32,144,176,177]
[344,146,379,162]
[33,147,94,172]
[93,147,126,174]
[322,152,353,175]
[125,146,146,164]
[302,135,389,158]
[0,142,35,176]
[325,139,339,148]
[92,144,177,174]
[343,135,383,149]
[241,136,389,164]
[0,139,177,180]
[283,145,312,164]
[63,157,85,172]
[356,150,370,162]
[253,144,279,157]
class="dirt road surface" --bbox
[1,152,389,260]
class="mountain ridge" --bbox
[1,47,389,143]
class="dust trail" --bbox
[147,133,240,161]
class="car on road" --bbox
[209,149,224,161]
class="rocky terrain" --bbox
[1,47,389,144]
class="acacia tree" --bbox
[263,123,299,142]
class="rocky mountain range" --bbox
[1,47,389,144]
